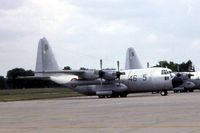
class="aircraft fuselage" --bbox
[66,68,174,96]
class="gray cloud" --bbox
[1,0,200,76]
[0,0,24,10]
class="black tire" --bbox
[98,96,105,98]
[106,95,112,98]
[160,90,168,96]
[189,89,194,92]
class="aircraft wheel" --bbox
[189,89,194,92]
[106,95,112,98]
[98,96,105,98]
[160,90,168,96]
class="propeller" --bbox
[98,59,105,86]
[172,72,194,88]
[98,59,125,86]
[116,60,125,86]
[176,72,194,80]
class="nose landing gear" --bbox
[160,90,168,96]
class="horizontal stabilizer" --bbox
[17,76,50,80]
[35,70,85,75]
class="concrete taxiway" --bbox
[0,92,200,133]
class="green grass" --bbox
[0,88,83,102]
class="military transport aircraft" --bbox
[186,72,200,91]
[32,37,182,98]
[173,72,200,92]
[125,48,198,93]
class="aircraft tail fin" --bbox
[125,47,143,70]
[35,37,59,76]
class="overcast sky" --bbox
[0,0,200,76]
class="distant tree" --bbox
[154,60,195,72]
[6,68,34,89]
[63,66,71,70]
[0,76,5,89]
[155,61,178,72]
[5,68,61,89]
[6,68,59,89]
[7,68,34,79]
[80,67,88,70]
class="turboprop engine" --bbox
[98,60,125,83]
[74,83,128,96]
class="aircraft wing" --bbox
[35,70,85,75]
[17,76,50,80]
[18,70,92,79]
[64,80,111,86]
[35,70,99,80]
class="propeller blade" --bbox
[100,59,103,70]
[117,60,120,72]
[117,60,121,86]
[99,59,103,87]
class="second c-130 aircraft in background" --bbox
[30,37,183,98]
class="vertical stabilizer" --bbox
[125,47,143,70]
[35,37,59,74]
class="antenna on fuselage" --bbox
[99,59,105,86]
[147,62,150,68]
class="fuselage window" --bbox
[164,76,169,80]
[162,70,168,75]
[161,70,165,75]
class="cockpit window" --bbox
[161,70,168,75]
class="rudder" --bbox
[125,47,143,70]
[35,37,59,75]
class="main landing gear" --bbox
[160,90,168,96]
[98,93,128,98]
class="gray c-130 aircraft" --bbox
[33,37,182,98]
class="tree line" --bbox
[154,60,195,72]
[0,68,61,89]
[0,60,195,89]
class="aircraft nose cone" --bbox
[172,76,183,88]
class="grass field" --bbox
[0,88,83,102]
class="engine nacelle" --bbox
[80,70,99,80]
[73,83,128,96]
[50,75,78,84]
[182,81,195,89]
[102,71,117,80]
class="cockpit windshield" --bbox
[161,70,169,75]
